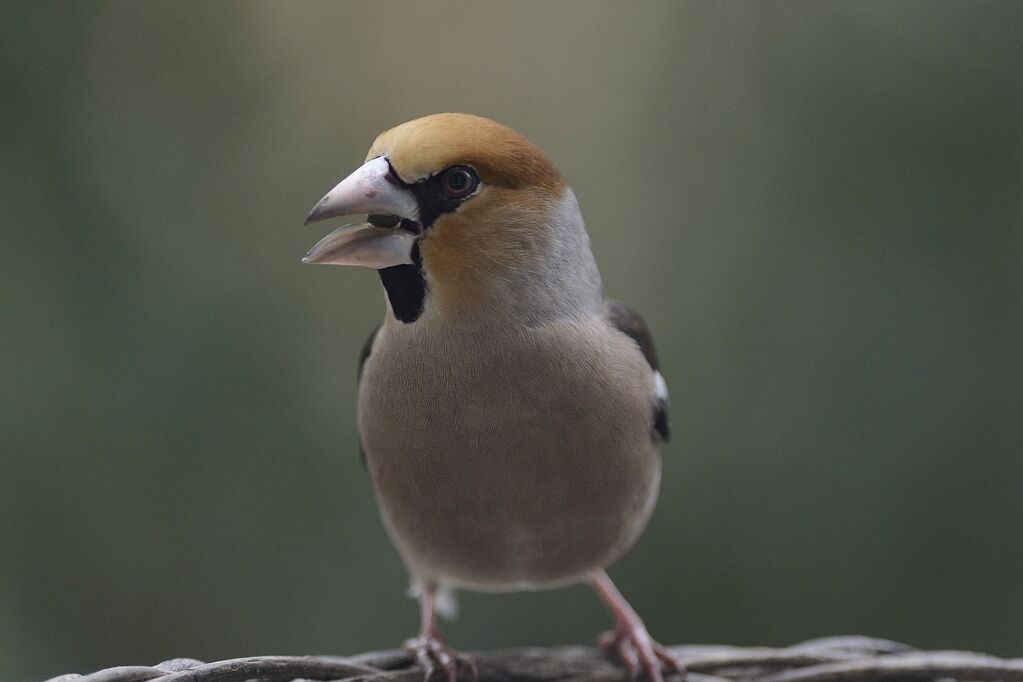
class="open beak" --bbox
[302,156,420,268]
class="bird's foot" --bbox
[404,628,477,682]
[598,624,684,682]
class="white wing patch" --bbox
[653,370,669,404]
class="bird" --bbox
[302,113,679,682]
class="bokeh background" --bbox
[2,1,1021,679]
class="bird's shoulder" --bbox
[355,324,381,469]
[604,299,660,371]
[358,324,380,386]
[603,299,670,442]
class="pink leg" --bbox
[589,570,685,681]
[403,583,475,682]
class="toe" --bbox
[654,645,685,676]
[416,654,436,682]
[597,625,683,682]
[404,634,470,682]
[618,640,640,679]
[464,656,480,682]
[637,647,664,682]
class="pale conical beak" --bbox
[302,156,419,268]
[302,222,416,267]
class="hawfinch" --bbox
[303,114,678,682]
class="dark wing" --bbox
[605,299,670,442]
[356,325,380,468]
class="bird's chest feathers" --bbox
[361,332,571,446]
[357,320,652,471]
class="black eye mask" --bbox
[387,161,481,231]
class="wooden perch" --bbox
[45,636,1023,682]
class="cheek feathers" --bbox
[419,186,561,312]
[363,114,569,314]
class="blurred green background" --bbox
[2,1,1021,679]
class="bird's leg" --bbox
[589,570,684,682]
[403,582,475,682]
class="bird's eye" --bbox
[440,166,478,199]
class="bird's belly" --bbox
[358,323,660,590]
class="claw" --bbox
[404,631,476,682]
[598,626,685,682]
[607,629,640,678]
[655,644,684,675]
[589,571,685,681]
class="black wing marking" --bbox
[358,325,380,384]
[605,300,670,442]
[356,325,380,468]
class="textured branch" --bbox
[45,636,1023,682]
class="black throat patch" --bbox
[377,242,426,323]
[375,161,480,324]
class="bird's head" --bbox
[303,113,600,324]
